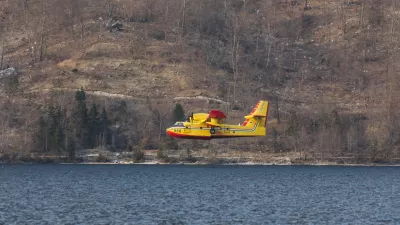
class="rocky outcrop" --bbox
[105,19,123,32]
[0,67,17,79]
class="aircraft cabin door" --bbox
[223,125,230,134]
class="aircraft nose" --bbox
[166,128,174,137]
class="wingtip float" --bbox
[166,100,269,140]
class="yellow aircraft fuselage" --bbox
[166,100,269,140]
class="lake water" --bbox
[0,164,399,224]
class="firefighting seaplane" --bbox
[166,100,269,140]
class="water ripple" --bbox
[0,165,399,224]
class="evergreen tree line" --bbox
[34,89,110,159]
[33,88,188,157]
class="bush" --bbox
[18,154,34,163]
[4,76,19,95]
[71,68,78,73]
[0,153,19,163]
[35,156,57,164]
[156,149,181,163]
[132,150,145,163]
[203,156,223,165]
[185,155,197,163]
[231,105,241,110]
[0,153,10,163]
[163,156,179,164]
[74,157,85,163]
[150,30,165,41]
[96,154,111,163]
[156,149,165,159]
[180,149,197,163]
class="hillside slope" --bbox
[1,0,399,163]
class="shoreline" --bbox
[2,152,400,166]
[81,161,400,166]
[2,160,400,167]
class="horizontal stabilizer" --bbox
[250,101,268,117]
[242,100,269,126]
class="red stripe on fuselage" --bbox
[167,130,260,140]
[167,130,212,140]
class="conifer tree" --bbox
[100,107,110,146]
[71,88,89,149]
[35,115,49,152]
[88,103,100,148]
[34,102,67,153]
[51,105,64,153]
[47,103,57,151]
[173,103,185,122]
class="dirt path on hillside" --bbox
[29,88,229,105]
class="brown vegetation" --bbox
[0,0,400,164]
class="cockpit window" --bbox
[174,122,184,127]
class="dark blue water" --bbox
[0,165,399,224]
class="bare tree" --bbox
[0,32,4,70]
[180,0,188,43]
[65,0,78,40]
[152,109,169,141]
[359,2,364,28]
[0,6,4,70]
[39,0,49,62]
[230,15,239,104]
[340,0,346,36]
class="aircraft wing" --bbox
[196,110,226,126]
[208,110,227,119]
[204,110,226,127]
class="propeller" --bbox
[187,112,194,122]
